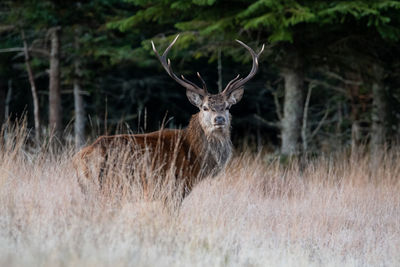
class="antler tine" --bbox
[151,35,206,95]
[151,35,180,76]
[222,41,264,95]
[224,74,241,89]
[162,34,180,58]
[196,72,208,92]
[181,74,204,91]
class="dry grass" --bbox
[0,124,399,266]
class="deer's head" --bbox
[152,35,264,135]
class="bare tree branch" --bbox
[0,25,14,33]
[0,47,49,57]
[305,78,347,95]
[310,107,330,140]
[324,71,362,85]
[254,114,281,129]
[301,83,314,152]
[266,82,283,121]
[272,91,283,121]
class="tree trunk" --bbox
[73,30,85,149]
[280,50,304,156]
[370,64,386,159]
[49,27,62,139]
[351,121,361,151]
[0,80,5,127]
[217,48,222,92]
[21,30,40,143]
[5,80,12,119]
[346,72,363,154]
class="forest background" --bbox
[1,0,400,157]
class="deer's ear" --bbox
[186,90,204,108]
[227,88,244,105]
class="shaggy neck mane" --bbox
[184,113,232,177]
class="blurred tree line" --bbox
[0,0,400,157]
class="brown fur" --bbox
[73,113,232,197]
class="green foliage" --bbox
[1,0,400,149]
[237,0,400,43]
[107,5,166,31]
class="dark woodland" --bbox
[1,0,400,157]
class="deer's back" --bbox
[74,129,202,191]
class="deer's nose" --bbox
[214,116,226,125]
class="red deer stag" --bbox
[73,35,264,197]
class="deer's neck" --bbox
[185,113,232,177]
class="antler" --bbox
[151,35,207,96]
[222,40,265,95]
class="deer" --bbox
[73,35,264,198]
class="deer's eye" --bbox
[203,106,209,111]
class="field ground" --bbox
[0,128,399,266]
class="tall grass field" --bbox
[0,124,399,266]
